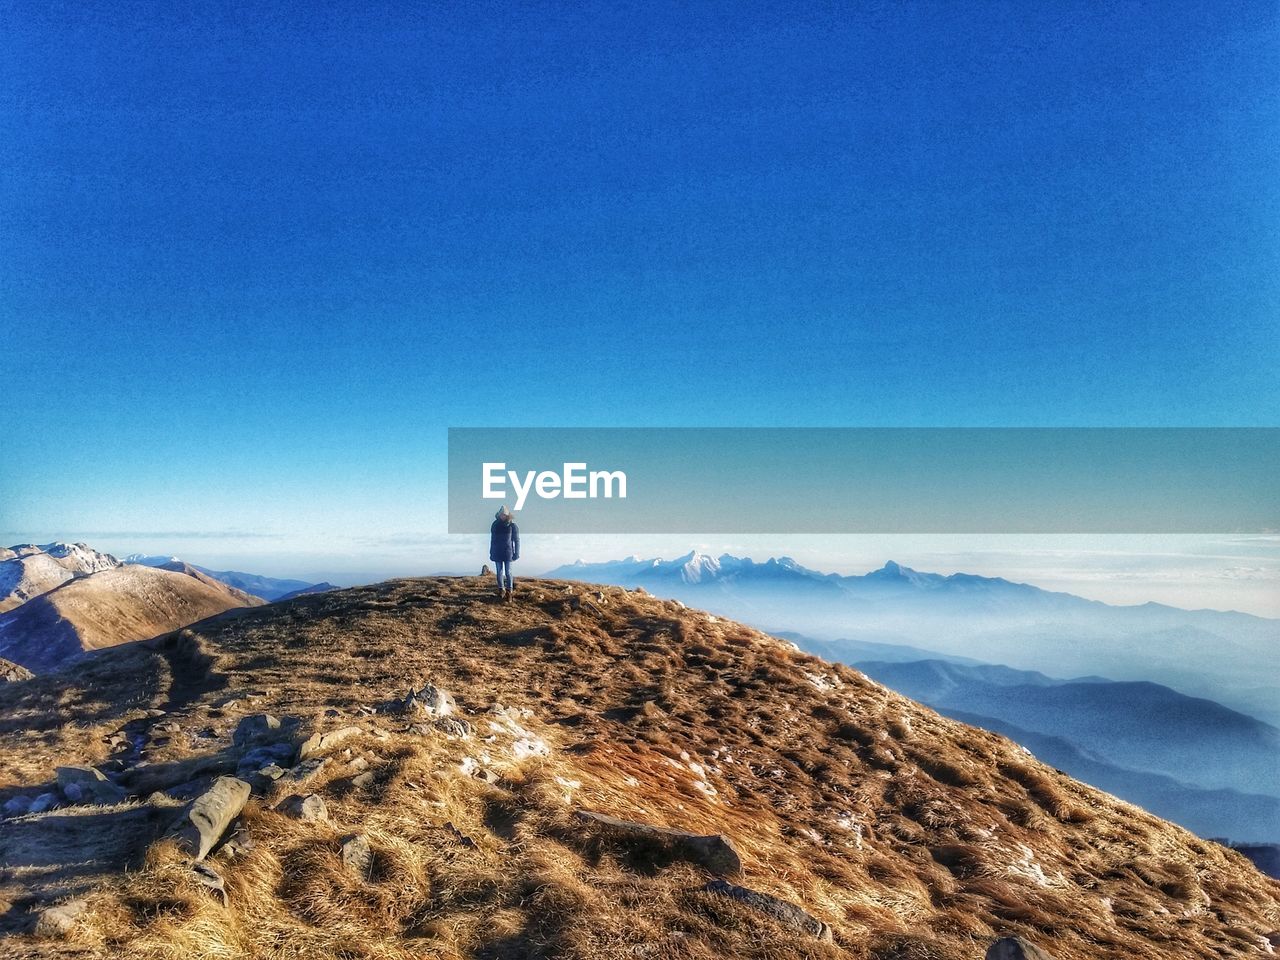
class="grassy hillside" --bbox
[0,577,1276,959]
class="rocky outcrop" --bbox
[399,684,454,719]
[171,776,251,861]
[574,810,743,877]
[0,657,33,682]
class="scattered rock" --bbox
[341,833,373,878]
[29,792,60,814]
[56,765,127,805]
[241,762,287,793]
[351,772,376,789]
[434,716,472,738]
[171,776,252,861]
[220,824,255,859]
[703,879,832,941]
[349,757,369,772]
[274,757,329,793]
[986,937,1056,960]
[480,564,491,576]
[34,898,88,939]
[3,794,32,817]
[192,861,229,907]
[278,792,330,822]
[401,684,454,719]
[297,725,363,761]
[574,810,743,877]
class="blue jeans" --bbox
[495,560,514,591]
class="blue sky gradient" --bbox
[2,2,1277,604]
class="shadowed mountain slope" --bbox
[0,564,264,673]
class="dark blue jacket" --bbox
[489,519,520,562]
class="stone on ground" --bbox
[986,936,1056,960]
[703,879,833,941]
[297,725,363,761]
[341,833,373,878]
[278,792,330,822]
[574,809,743,877]
[34,899,89,939]
[171,776,252,861]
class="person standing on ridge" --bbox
[490,506,520,600]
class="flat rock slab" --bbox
[987,937,1056,960]
[574,809,743,877]
[171,776,251,861]
[297,725,363,761]
[703,879,832,941]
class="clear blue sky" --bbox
[2,1,1277,596]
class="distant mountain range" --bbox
[0,542,119,613]
[550,552,1280,844]
[844,655,1280,839]
[548,553,1280,728]
[853,658,1280,796]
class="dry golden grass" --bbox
[0,576,1277,959]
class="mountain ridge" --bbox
[0,564,265,673]
[0,575,1277,959]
